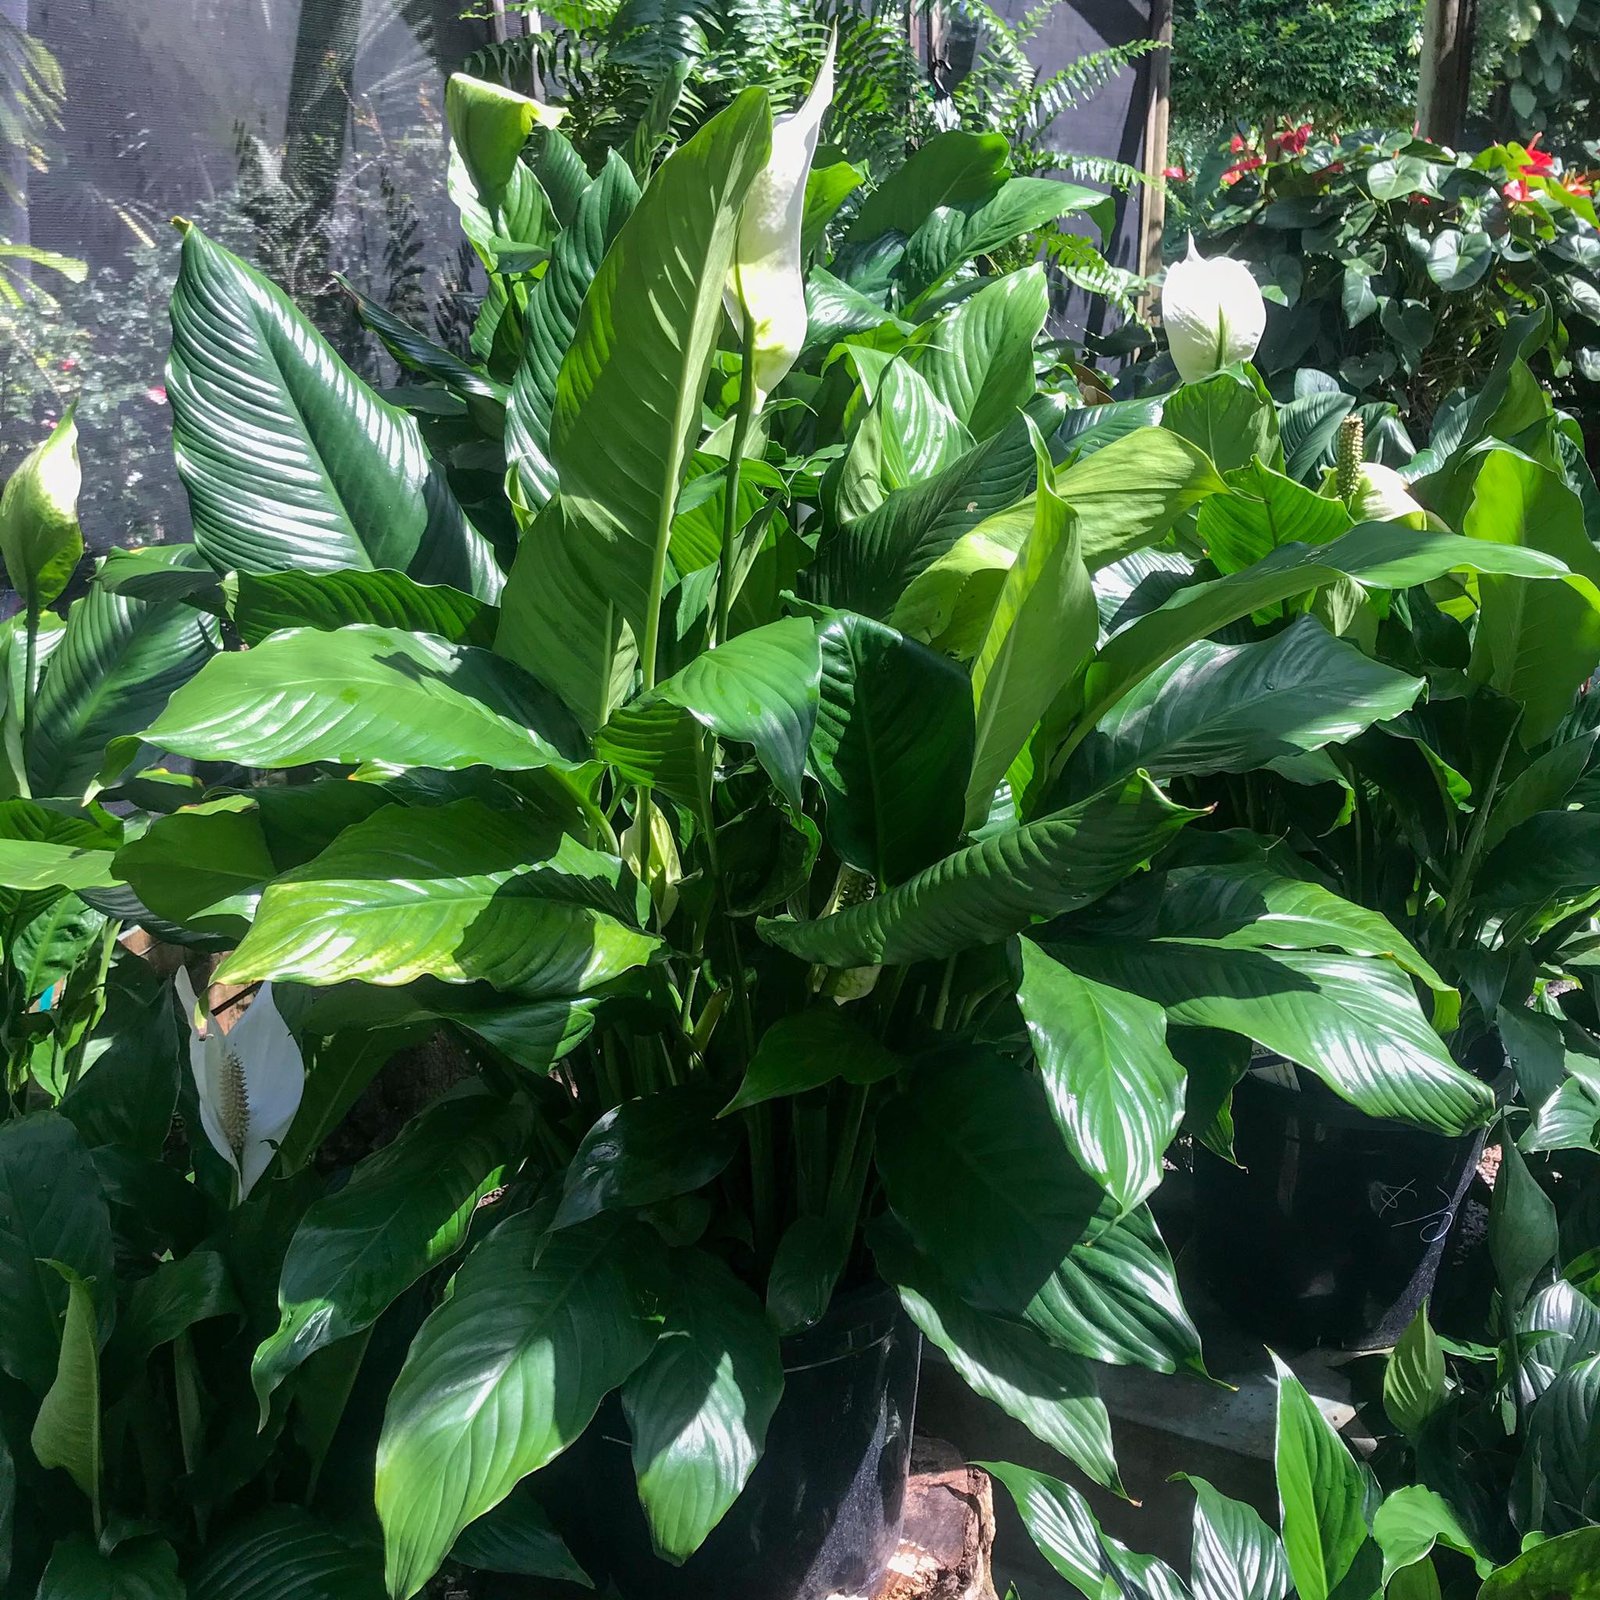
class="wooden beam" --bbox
[1140,0,1174,286]
[1417,0,1478,145]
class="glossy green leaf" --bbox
[446,72,563,206]
[836,362,972,524]
[623,1248,784,1562]
[218,800,656,991]
[451,1488,593,1585]
[1199,459,1353,574]
[1490,1135,1559,1309]
[759,773,1200,967]
[29,1262,101,1514]
[1477,1526,1600,1597]
[846,130,1011,243]
[1182,1473,1289,1600]
[1384,1303,1449,1439]
[136,625,583,776]
[37,1535,184,1600]
[115,795,274,933]
[810,611,973,882]
[876,1055,1204,1374]
[766,1213,851,1335]
[554,1087,739,1230]
[871,1217,1123,1493]
[1273,1355,1380,1600]
[967,458,1096,830]
[1425,228,1492,291]
[0,836,118,892]
[189,1506,384,1600]
[1512,1356,1600,1535]
[1373,1485,1490,1583]
[1476,811,1600,914]
[1017,939,1186,1215]
[0,412,81,612]
[376,1212,662,1598]
[168,227,495,595]
[1464,448,1600,745]
[1162,365,1280,476]
[230,568,494,648]
[0,1112,113,1393]
[252,1087,523,1414]
[110,1249,239,1381]
[723,1007,900,1114]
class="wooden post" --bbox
[1417,0,1478,145]
[1140,0,1174,285]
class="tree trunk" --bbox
[1417,0,1478,145]
[283,0,365,230]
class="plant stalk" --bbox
[714,316,760,649]
[20,604,38,790]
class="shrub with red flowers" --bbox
[1166,125,1600,430]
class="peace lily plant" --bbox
[0,53,1595,1600]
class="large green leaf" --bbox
[876,1055,1204,1374]
[554,1086,740,1230]
[29,577,215,798]
[507,89,770,714]
[1199,459,1352,573]
[836,362,973,524]
[1069,523,1577,757]
[452,1488,593,1585]
[908,266,1049,440]
[758,773,1199,967]
[846,130,1011,243]
[1070,618,1422,791]
[0,1112,113,1393]
[1514,1355,1600,1535]
[623,1248,784,1562]
[597,617,821,811]
[1017,939,1186,1215]
[133,625,583,775]
[871,1216,1123,1493]
[376,1212,662,1599]
[1490,1137,1559,1315]
[1373,1486,1489,1584]
[188,1507,384,1600]
[722,1007,901,1115]
[1182,1473,1289,1600]
[1475,811,1600,914]
[252,1086,523,1413]
[966,458,1096,829]
[229,569,494,648]
[1051,938,1491,1134]
[37,1535,184,1600]
[0,413,81,613]
[809,611,972,882]
[217,800,657,991]
[1162,366,1281,477]
[1384,1303,1448,1440]
[167,227,496,595]
[1273,1355,1381,1600]
[0,836,118,892]
[115,795,275,934]
[507,151,640,511]
[1477,1527,1600,1598]
[29,1262,102,1514]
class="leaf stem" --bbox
[714,316,760,649]
[20,605,38,792]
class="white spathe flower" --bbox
[1347,461,1430,530]
[1161,236,1267,383]
[176,969,304,1202]
[724,34,837,407]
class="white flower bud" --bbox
[1161,237,1267,383]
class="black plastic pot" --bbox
[1193,1059,1490,1351]
[537,1282,921,1600]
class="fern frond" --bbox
[1044,228,1147,321]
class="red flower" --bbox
[1162,164,1186,180]
[1275,121,1314,157]
[1564,171,1594,197]
[58,357,77,373]
[1230,133,1248,153]
[1221,155,1265,186]
[1503,177,1534,204]
[1521,133,1555,175]
[144,384,167,405]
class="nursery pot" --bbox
[537,1282,921,1600]
[1193,1057,1490,1351]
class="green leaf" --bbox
[1464,448,1600,746]
[876,1055,1204,1374]
[0,1431,14,1591]
[554,1086,740,1230]
[836,362,973,524]
[1475,811,1600,914]
[168,227,496,595]
[217,800,657,991]
[1050,938,1491,1135]
[1477,1527,1600,1597]
[1200,460,1353,573]
[1071,522,1577,761]
[115,795,274,934]
[31,576,215,798]
[810,611,973,882]
[1162,366,1280,476]
[722,1007,900,1114]
[759,773,1200,967]
[252,1087,523,1414]
[1017,939,1186,1215]
[188,1506,385,1600]
[1384,1303,1448,1439]
[37,1535,184,1600]
[598,616,821,811]
[11,893,106,1004]
[1425,228,1492,291]
[62,967,183,1158]
[109,1249,239,1382]
[1181,1473,1289,1600]
[136,625,583,775]
[0,836,118,892]
[230,568,494,648]
[1490,1135,1558,1308]
[375,1212,662,1599]
[507,151,640,511]
[908,266,1050,440]
[871,1217,1123,1494]
[29,1262,101,1517]
[452,1487,593,1585]
[446,73,562,207]
[1513,1355,1600,1534]
[623,1248,784,1562]
[900,180,1103,302]
[847,130,1011,244]
[1373,1485,1490,1583]
[0,1112,113,1393]
[1273,1354,1380,1600]
[766,1213,851,1335]
[0,412,82,612]
[966,457,1096,831]
[534,91,771,682]
[1070,618,1423,790]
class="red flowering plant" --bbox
[1164,125,1600,432]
